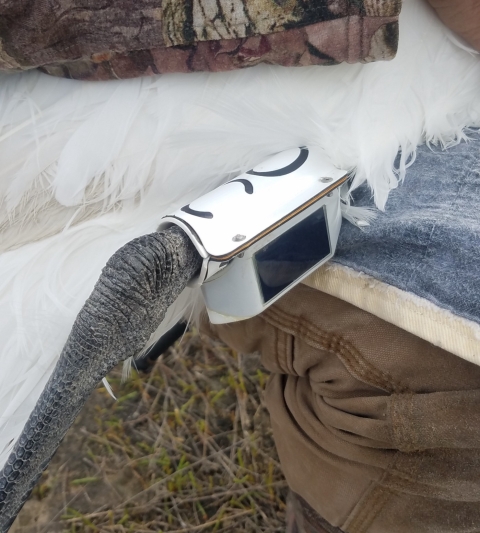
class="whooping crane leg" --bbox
[0,226,202,532]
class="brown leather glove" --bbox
[427,0,480,51]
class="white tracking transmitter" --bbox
[158,147,348,324]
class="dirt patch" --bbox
[12,331,287,532]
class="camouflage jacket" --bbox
[0,0,402,80]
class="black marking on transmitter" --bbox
[181,205,213,219]
[247,147,309,177]
[228,178,254,194]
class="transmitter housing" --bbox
[158,147,348,324]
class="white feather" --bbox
[1,0,480,467]
[340,203,378,228]
[102,378,117,401]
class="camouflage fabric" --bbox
[0,0,402,81]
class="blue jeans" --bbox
[335,130,480,327]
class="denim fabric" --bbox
[335,130,480,326]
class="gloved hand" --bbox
[427,0,480,51]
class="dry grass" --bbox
[13,330,287,533]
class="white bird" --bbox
[0,0,479,528]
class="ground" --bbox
[12,331,287,533]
